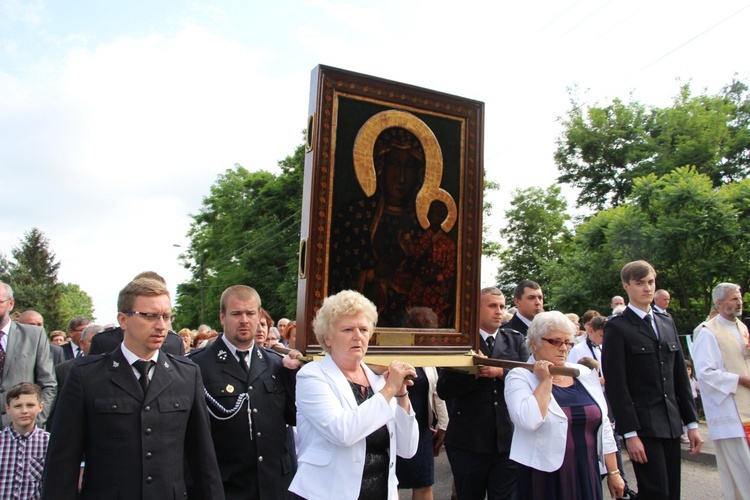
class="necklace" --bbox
[551,375,572,386]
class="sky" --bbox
[2,0,749,325]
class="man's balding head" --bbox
[18,310,44,327]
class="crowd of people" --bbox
[0,258,748,500]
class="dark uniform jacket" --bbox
[42,348,224,500]
[437,328,528,455]
[89,326,184,357]
[602,307,697,438]
[188,336,296,500]
[501,313,529,336]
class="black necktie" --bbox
[75,346,83,358]
[645,313,659,339]
[133,360,154,395]
[237,350,249,373]
[486,335,495,355]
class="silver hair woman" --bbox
[505,311,624,500]
[289,290,419,500]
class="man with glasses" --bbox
[42,277,223,499]
[0,282,57,429]
[89,271,184,356]
[61,316,90,360]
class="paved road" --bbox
[400,423,723,499]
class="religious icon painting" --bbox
[297,65,484,354]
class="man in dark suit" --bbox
[502,279,544,336]
[0,283,57,429]
[188,285,298,500]
[42,278,223,500]
[61,316,90,360]
[438,287,528,500]
[653,289,672,318]
[48,323,102,430]
[602,260,702,500]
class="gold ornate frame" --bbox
[296,66,484,354]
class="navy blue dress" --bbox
[517,378,604,500]
[396,367,434,489]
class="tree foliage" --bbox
[552,168,749,332]
[8,228,64,329]
[496,185,571,305]
[174,143,305,330]
[59,282,96,324]
[556,79,750,210]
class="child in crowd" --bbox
[0,382,50,500]
[681,359,702,443]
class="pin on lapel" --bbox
[163,360,170,369]
[112,361,119,368]
[218,349,227,360]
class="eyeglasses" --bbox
[124,310,175,323]
[542,338,575,349]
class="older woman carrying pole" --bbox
[505,311,625,499]
[289,290,419,500]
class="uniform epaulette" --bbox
[77,353,107,366]
[167,352,195,364]
[262,346,284,358]
[498,327,523,336]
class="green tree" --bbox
[556,79,750,210]
[496,185,571,306]
[482,177,501,258]
[175,143,305,330]
[551,168,746,332]
[555,95,655,209]
[9,228,64,329]
[59,282,96,324]
[0,253,11,284]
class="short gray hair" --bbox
[313,290,377,353]
[0,282,13,299]
[81,324,103,343]
[712,283,741,306]
[526,310,576,354]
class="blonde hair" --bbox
[313,290,377,352]
[117,278,169,312]
[220,285,261,314]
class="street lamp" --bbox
[173,244,205,325]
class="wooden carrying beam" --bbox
[273,345,580,377]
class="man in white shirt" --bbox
[61,316,90,360]
[693,283,750,500]
[602,260,702,500]
[653,289,672,317]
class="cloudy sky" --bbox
[2,0,748,325]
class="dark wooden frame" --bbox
[296,65,484,355]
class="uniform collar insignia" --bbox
[218,349,227,360]
[112,360,119,368]
[256,348,263,360]
[163,360,169,369]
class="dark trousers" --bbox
[446,446,517,500]
[630,436,681,500]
